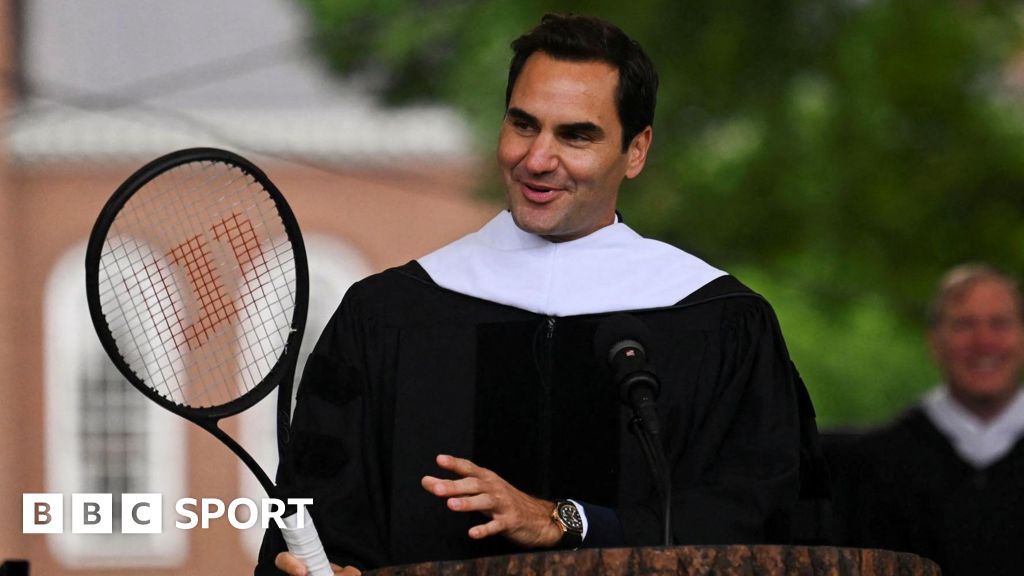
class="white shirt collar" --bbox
[418,210,726,316]
[922,385,1024,469]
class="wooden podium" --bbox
[368,546,940,575]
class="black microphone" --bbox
[594,313,673,545]
[594,314,661,437]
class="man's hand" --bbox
[420,454,563,548]
[274,552,360,576]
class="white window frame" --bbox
[45,241,188,568]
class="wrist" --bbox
[541,515,563,548]
[531,499,560,547]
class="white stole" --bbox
[418,211,726,316]
[922,386,1024,469]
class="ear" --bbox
[624,126,653,179]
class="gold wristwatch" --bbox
[551,500,584,548]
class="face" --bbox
[929,278,1024,415]
[498,52,652,242]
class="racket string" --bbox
[98,159,297,410]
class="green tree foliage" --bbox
[298,0,1024,425]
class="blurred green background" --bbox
[296,0,1024,427]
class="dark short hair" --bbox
[928,263,1024,327]
[505,14,658,151]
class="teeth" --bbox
[971,357,1001,371]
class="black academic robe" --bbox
[256,262,809,572]
[840,407,1024,576]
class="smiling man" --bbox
[499,52,650,243]
[928,268,1024,421]
[843,264,1024,576]
[259,14,818,576]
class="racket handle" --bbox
[281,507,334,576]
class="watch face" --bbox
[557,503,584,532]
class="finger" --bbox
[436,454,486,478]
[422,475,484,497]
[468,518,504,540]
[275,552,308,576]
[276,551,354,576]
[421,475,442,492]
[447,492,497,513]
[422,475,455,497]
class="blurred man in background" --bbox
[842,263,1024,576]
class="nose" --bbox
[972,320,1010,351]
[522,133,558,175]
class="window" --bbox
[45,242,187,567]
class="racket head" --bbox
[85,147,309,421]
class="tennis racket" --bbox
[85,147,333,575]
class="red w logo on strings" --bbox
[166,213,265,351]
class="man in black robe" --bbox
[839,264,1024,576]
[259,14,821,575]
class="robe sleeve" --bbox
[617,296,803,545]
[256,286,392,573]
[577,502,626,547]
[840,412,927,554]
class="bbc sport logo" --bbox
[22,493,313,534]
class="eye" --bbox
[508,117,536,134]
[991,316,1018,332]
[949,318,975,333]
[564,132,591,143]
[558,126,600,145]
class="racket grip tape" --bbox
[281,507,334,576]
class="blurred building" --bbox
[0,0,497,573]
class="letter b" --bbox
[23,494,63,534]
[72,494,112,534]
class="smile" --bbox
[519,182,563,204]
[966,356,1006,373]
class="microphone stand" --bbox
[627,401,672,546]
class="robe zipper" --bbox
[540,316,556,497]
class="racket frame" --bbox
[85,147,309,497]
